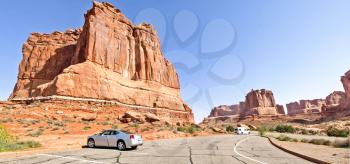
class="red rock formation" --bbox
[206,89,280,119]
[208,104,242,117]
[276,104,285,115]
[286,99,326,115]
[9,2,193,123]
[325,91,345,107]
[341,70,350,109]
[243,89,278,115]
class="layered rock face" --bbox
[326,91,345,107]
[10,2,194,123]
[286,99,326,115]
[276,104,285,115]
[243,89,278,115]
[341,70,350,109]
[208,104,243,117]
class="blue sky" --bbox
[0,0,349,123]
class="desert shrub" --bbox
[0,124,41,152]
[53,121,64,127]
[0,124,13,144]
[275,124,295,133]
[102,122,109,126]
[51,127,59,131]
[257,125,268,136]
[29,129,44,137]
[326,126,349,137]
[301,138,309,143]
[300,129,309,135]
[64,131,69,134]
[309,139,331,146]
[226,125,235,132]
[141,127,150,132]
[333,139,350,148]
[177,124,201,134]
[111,124,118,129]
[276,135,292,141]
[83,126,91,130]
[291,138,299,142]
[0,118,13,123]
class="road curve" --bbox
[0,134,311,164]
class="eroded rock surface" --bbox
[341,70,350,109]
[243,89,278,116]
[326,91,345,107]
[10,2,193,124]
[286,99,326,115]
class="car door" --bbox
[95,130,110,146]
[107,130,119,147]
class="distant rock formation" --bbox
[207,89,283,119]
[9,1,193,123]
[286,99,326,115]
[208,103,243,117]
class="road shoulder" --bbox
[267,137,349,164]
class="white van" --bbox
[234,127,251,135]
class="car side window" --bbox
[110,131,119,135]
[101,131,111,135]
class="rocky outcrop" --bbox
[341,70,350,109]
[9,1,193,124]
[208,104,243,117]
[276,104,285,115]
[243,89,278,116]
[326,91,345,107]
[206,89,280,119]
[286,99,326,115]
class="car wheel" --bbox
[131,146,137,150]
[87,139,95,148]
[117,141,126,151]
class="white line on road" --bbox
[234,137,267,164]
[37,154,107,164]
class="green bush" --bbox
[326,126,349,137]
[275,124,295,133]
[177,124,201,134]
[0,124,41,152]
[257,125,268,136]
[226,125,235,132]
[276,135,292,141]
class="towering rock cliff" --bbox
[341,70,350,109]
[243,89,278,116]
[10,1,193,123]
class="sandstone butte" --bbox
[9,1,194,124]
[207,89,285,118]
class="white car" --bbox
[87,129,143,151]
[235,127,251,135]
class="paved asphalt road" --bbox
[0,134,311,164]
